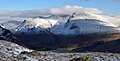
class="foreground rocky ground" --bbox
[0,40,120,61]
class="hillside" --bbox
[0,40,120,61]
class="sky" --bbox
[0,0,120,13]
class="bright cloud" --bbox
[0,5,102,18]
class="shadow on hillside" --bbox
[73,39,120,53]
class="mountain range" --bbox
[0,6,120,53]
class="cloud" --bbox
[0,5,102,18]
[48,5,102,14]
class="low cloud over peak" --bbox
[48,5,102,15]
[0,5,103,18]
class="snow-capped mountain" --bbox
[0,5,120,35]
[2,12,120,35]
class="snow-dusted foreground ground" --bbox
[0,40,120,61]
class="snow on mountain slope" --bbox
[26,18,58,28]
[0,26,4,35]
[51,19,120,35]
[13,18,58,34]
[2,21,23,31]
[0,17,58,34]
[73,13,120,27]
[49,12,120,35]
